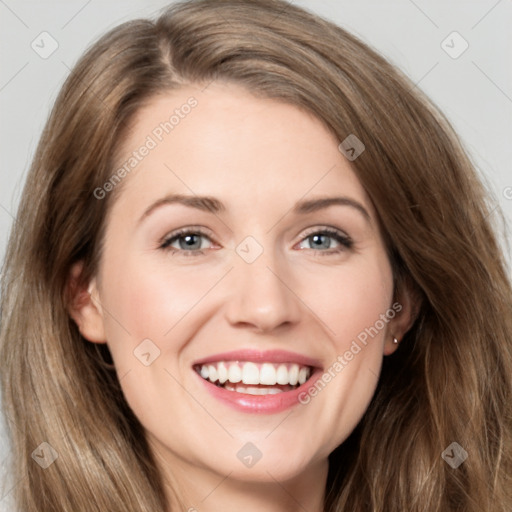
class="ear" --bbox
[67,261,106,344]
[383,276,421,356]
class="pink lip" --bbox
[194,366,324,414]
[192,349,323,368]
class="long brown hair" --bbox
[1,1,511,510]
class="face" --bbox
[74,82,412,492]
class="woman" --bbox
[1,0,511,510]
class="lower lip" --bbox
[194,368,323,414]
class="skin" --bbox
[70,81,416,512]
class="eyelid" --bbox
[299,224,350,239]
[158,225,216,249]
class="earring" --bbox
[393,337,399,344]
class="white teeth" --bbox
[208,365,218,383]
[200,365,209,379]
[260,363,277,385]
[198,361,312,387]
[276,364,289,385]
[217,361,228,384]
[228,363,242,383]
[224,384,285,395]
[298,367,308,385]
[289,364,299,385]
[241,362,260,385]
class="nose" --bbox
[224,247,302,333]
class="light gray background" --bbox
[1,0,511,508]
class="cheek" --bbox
[296,253,394,449]
[101,256,214,343]
[96,257,204,425]
[305,252,394,347]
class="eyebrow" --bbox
[138,193,371,224]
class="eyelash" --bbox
[159,226,353,257]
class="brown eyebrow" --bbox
[138,193,371,224]
[139,194,225,223]
[292,197,371,222]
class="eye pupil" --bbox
[181,234,201,249]
[311,234,331,249]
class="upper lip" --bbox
[192,349,323,369]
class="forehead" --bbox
[108,81,375,222]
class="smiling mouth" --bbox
[193,361,313,395]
